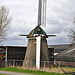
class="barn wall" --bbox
[7,47,26,60]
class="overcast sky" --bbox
[0,0,75,46]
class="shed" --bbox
[55,45,75,62]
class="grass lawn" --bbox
[0,67,71,75]
[0,74,5,75]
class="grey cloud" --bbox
[0,0,75,45]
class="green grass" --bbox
[0,67,71,75]
[0,74,5,75]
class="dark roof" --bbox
[27,26,48,38]
[0,45,26,47]
[55,45,75,62]
[48,44,70,53]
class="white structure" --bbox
[36,36,41,69]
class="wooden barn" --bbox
[0,44,75,67]
[0,46,26,67]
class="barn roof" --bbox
[55,44,75,62]
[48,44,70,53]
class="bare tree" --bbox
[68,30,75,44]
[0,6,11,42]
[73,17,75,23]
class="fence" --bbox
[1,60,75,73]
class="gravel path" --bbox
[0,71,36,75]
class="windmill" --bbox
[20,0,56,69]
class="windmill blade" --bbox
[48,35,56,37]
[38,0,42,26]
[41,0,47,27]
[38,0,47,26]
[19,34,28,36]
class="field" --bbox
[0,67,72,75]
[0,74,5,75]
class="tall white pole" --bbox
[36,36,41,69]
